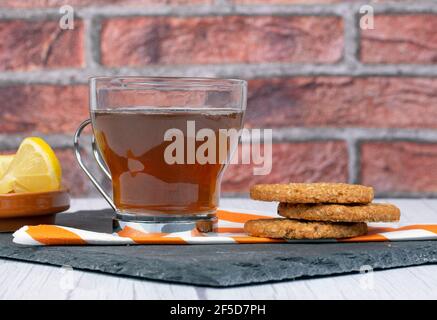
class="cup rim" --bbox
[89,76,247,89]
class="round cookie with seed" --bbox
[244,218,368,240]
[250,183,373,204]
[278,203,400,223]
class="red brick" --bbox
[55,148,91,197]
[361,14,437,64]
[246,77,437,129]
[361,142,437,193]
[0,20,84,71]
[222,141,348,193]
[0,0,210,8]
[100,16,343,66]
[0,85,88,134]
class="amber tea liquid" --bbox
[92,108,243,216]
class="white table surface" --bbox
[1,198,437,300]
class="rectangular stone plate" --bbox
[0,209,437,287]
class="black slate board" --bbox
[1,209,437,287]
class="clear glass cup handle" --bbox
[73,119,116,210]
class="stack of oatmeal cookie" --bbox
[245,183,400,240]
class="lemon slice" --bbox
[0,155,14,179]
[0,137,62,194]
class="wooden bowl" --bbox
[0,189,70,232]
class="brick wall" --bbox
[1,0,437,198]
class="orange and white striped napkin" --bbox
[12,208,437,246]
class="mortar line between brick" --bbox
[0,5,353,19]
[341,4,360,68]
[346,138,359,184]
[1,2,437,19]
[2,63,437,85]
[83,17,101,68]
[3,128,437,150]
[214,0,232,6]
[0,134,74,150]
[269,128,437,143]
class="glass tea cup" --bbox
[74,77,247,232]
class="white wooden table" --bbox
[1,198,437,300]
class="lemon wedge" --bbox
[0,155,14,179]
[0,137,62,194]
